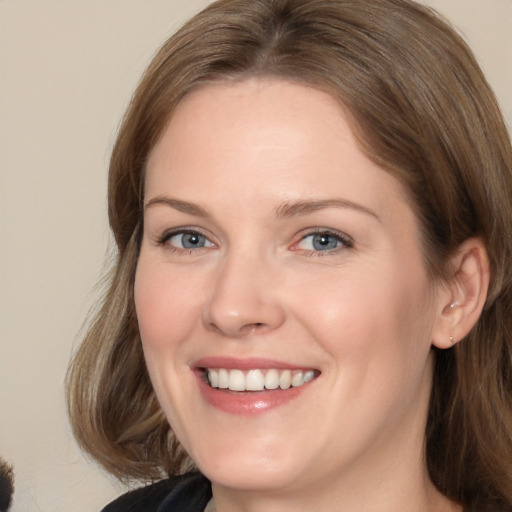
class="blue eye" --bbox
[166,231,214,250]
[297,231,351,252]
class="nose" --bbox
[202,252,285,338]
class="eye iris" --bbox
[312,233,338,250]
[182,232,205,248]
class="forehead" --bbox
[147,78,351,168]
[145,78,408,221]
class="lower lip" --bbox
[196,374,312,415]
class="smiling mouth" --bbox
[204,368,319,392]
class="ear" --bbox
[431,238,490,349]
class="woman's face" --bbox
[135,79,445,497]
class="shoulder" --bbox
[101,472,211,512]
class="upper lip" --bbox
[193,356,318,371]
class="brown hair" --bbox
[66,0,512,509]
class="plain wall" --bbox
[0,1,510,511]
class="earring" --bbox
[449,304,457,345]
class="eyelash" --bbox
[155,228,353,256]
[157,228,214,254]
[293,229,353,257]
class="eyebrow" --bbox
[144,196,210,217]
[144,195,380,222]
[276,198,380,221]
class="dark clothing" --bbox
[101,472,211,512]
[0,459,14,512]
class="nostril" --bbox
[245,322,265,336]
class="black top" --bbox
[101,472,212,512]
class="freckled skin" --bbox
[135,79,455,512]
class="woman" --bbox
[66,0,512,510]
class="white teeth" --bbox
[265,369,280,389]
[303,370,315,383]
[246,369,265,391]
[228,369,245,391]
[206,368,317,391]
[279,369,291,389]
[209,368,219,388]
[291,370,303,387]
[218,369,229,389]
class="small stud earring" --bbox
[449,335,454,345]
[449,302,458,309]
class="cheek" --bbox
[134,258,204,351]
[133,257,206,423]
[294,263,435,369]
[297,267,435,433]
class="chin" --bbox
[200,458,304,493]
[184,430,311,492]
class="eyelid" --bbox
[157,227,216,251]
[291,228,353,254]
[152,226,352,255]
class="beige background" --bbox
[0,1,510,511]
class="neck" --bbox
[210,467,461,512]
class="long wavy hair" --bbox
[66,1,512,510]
